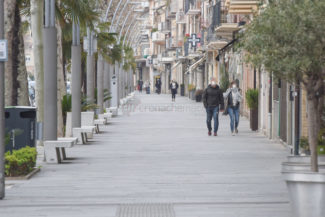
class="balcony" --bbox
[227,0,259,14]
[166,1,178,19]
[152,32,166,45]
[160,52,175,64]
[166,37,182,50]
[206,33,228,51]
[143,48,150,58]
[200,19,210,29]
[158,22,171,34]
[185,0,201,15]
[176,11,186,24]
[216,23,241,37]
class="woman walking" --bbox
[224,81,242,136]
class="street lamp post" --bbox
[0,0,5,200]
[43,0,57,141]
[71,19,82,129]
[86,28,95,104]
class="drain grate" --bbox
[116,203,175,217]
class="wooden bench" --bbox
[44,138,77,164]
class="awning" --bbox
[186,55,206,74]
[171,61,181,70]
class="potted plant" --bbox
[299,137,310,155]
[195,89,204,102]
[188,84,196,100]
[245,89,258,131]
[240,1,325,216]
[180,84,185,96]
[318,128,325,155]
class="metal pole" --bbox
[97,55,104,113]
[122,15,139,46]
[105,0,115,22]
[115,0,131,32]
[103,61,111,109]
[109,0,124,32]
[86,27,94,104]
[43,0,57,141]
[0,0,5,199]
[71,19,81,129]
[126,22,140,46]
[118,7,135,43]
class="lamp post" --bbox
[71,19,82,129]
[43,0,57,141]
[0,0,5,200]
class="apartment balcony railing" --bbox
[158,22,171,34]
[176,11,186,24]
[185,0,201,15]
[152,32,166,44]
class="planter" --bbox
[283,171,325,217]
[287,155,325,163]
[189,90,196,100]
[318,145,325,155]
[5,167,40,181]
[180,85,185,96]
[195,94,202,102]
[282,162,325,172]
[250,108,258,131]
[283,156,325,172]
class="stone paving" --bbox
[0,93,291,217]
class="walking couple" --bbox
[203,78,242,136]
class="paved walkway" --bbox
[1,93,291,217]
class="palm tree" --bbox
[4,0,30,106]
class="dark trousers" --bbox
[171,89,177,100]
[206,106,219,133]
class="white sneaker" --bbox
[232,132,235,136]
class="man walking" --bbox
[203,78,224,136]
[170,80,179,102]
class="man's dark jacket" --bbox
[203,85,224,109]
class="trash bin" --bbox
[5,106,37,152]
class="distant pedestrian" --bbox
[156,78,162,94]
[139,80,143,93]
[203,78,224,136]
[223,81,242,136]
[170,80,179,102]
[144,80,150,94]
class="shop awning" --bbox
[171,61,181,70]
[186,55,206,74]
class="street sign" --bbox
[188,34,201,48]
[0,40,8,61]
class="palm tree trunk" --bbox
[4,1,29,106]
[4,0,16,106]
[17,21,30,106]
[56,19,66,137]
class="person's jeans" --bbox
[206,106,219,133]
[228,106,240,132]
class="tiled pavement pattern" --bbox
[0,93,291,217]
